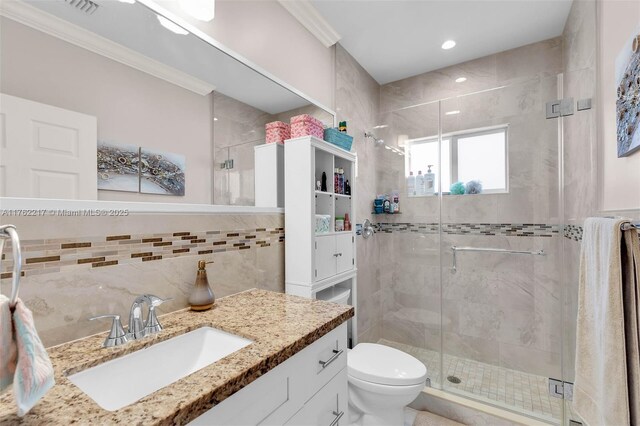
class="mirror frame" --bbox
[0,0,336,214]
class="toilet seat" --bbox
[348,343,427,386]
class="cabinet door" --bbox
[335,234,354,274]
[315,235,337,281]
[285,369,348,426]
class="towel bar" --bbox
[621,221,639,231]
[451,245,545,273]
[0,224,22,307]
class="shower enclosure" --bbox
[368,14,596,421]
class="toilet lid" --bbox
[348,343,427,386]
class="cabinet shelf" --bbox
[285,135,357,346]
[315,190,352,200]
[315,231,354,237]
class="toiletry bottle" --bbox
[425,165,435,195]
[345,179,351,196]
[416,170,425,196]
[393,192,400,212]
[321,172,327,192]
[407,171,416,197]
[189,260,215,311]
[334,168,339,193]
[339,168,345,194]
[344,213,351,231]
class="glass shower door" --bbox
[439,77,564,424]
[374,100,444,388]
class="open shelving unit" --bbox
[284,135,357,347]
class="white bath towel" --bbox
[574,217,638,426]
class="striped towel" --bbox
[6,298,55,416]
[0,295,17,392]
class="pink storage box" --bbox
[290,114,324,139]
[265,121,290,144]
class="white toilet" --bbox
[347,343,428,426]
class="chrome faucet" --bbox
[90,294,171,348]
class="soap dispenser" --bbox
[189,260,215,311]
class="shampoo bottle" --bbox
[425,165,435,195]
[407,172,416,197]
[416,170,425,196]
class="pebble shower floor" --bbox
[378,339,563,424]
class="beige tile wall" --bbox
[1,213,284,347]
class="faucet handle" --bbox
[144,295,172,335]
[90,314,129,348]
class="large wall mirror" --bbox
[0,0,334,210]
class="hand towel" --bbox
[621,227,640,425]
[574,217,630,426]
[11,298,54,416]
[0,294,17,392]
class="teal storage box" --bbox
[324,128,353,151]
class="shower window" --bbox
[405,125,508,194]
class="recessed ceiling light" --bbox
[441,40,456,50]
[213,117,218,121]
[157,15,189,35]
[118,0,136,3]
[179,0,215,22]
[455,77,467,83]
[445,110,461,115]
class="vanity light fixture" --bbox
[384,145,392,150]
[179,0,215,22]
[455,77,467,83]
[441,40,456,50]
[157,15,189,35]
[213,117,218,121]
[373,124,388,129]
[445,110,461,115]
[118,0,136,4]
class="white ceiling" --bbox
[311,0,573,84]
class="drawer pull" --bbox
[319,349,343,369]
[329,410,344,426]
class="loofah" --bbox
[450,181,466,195]
[465,180,483,195]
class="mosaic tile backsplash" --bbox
[1,227,284,280]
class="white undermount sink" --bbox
[68,327,252,411]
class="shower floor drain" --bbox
[447,375,462,384]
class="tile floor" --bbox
[378,339,563,424]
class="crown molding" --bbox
[278,0,341,48]
[0,0,216,96]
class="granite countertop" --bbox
[0,289,354,425]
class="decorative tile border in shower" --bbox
[564,225,583,242]
[371,222,561,237]
[0,227,285,280]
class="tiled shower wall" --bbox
[0,213,284,347]
[335,44,382,343]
